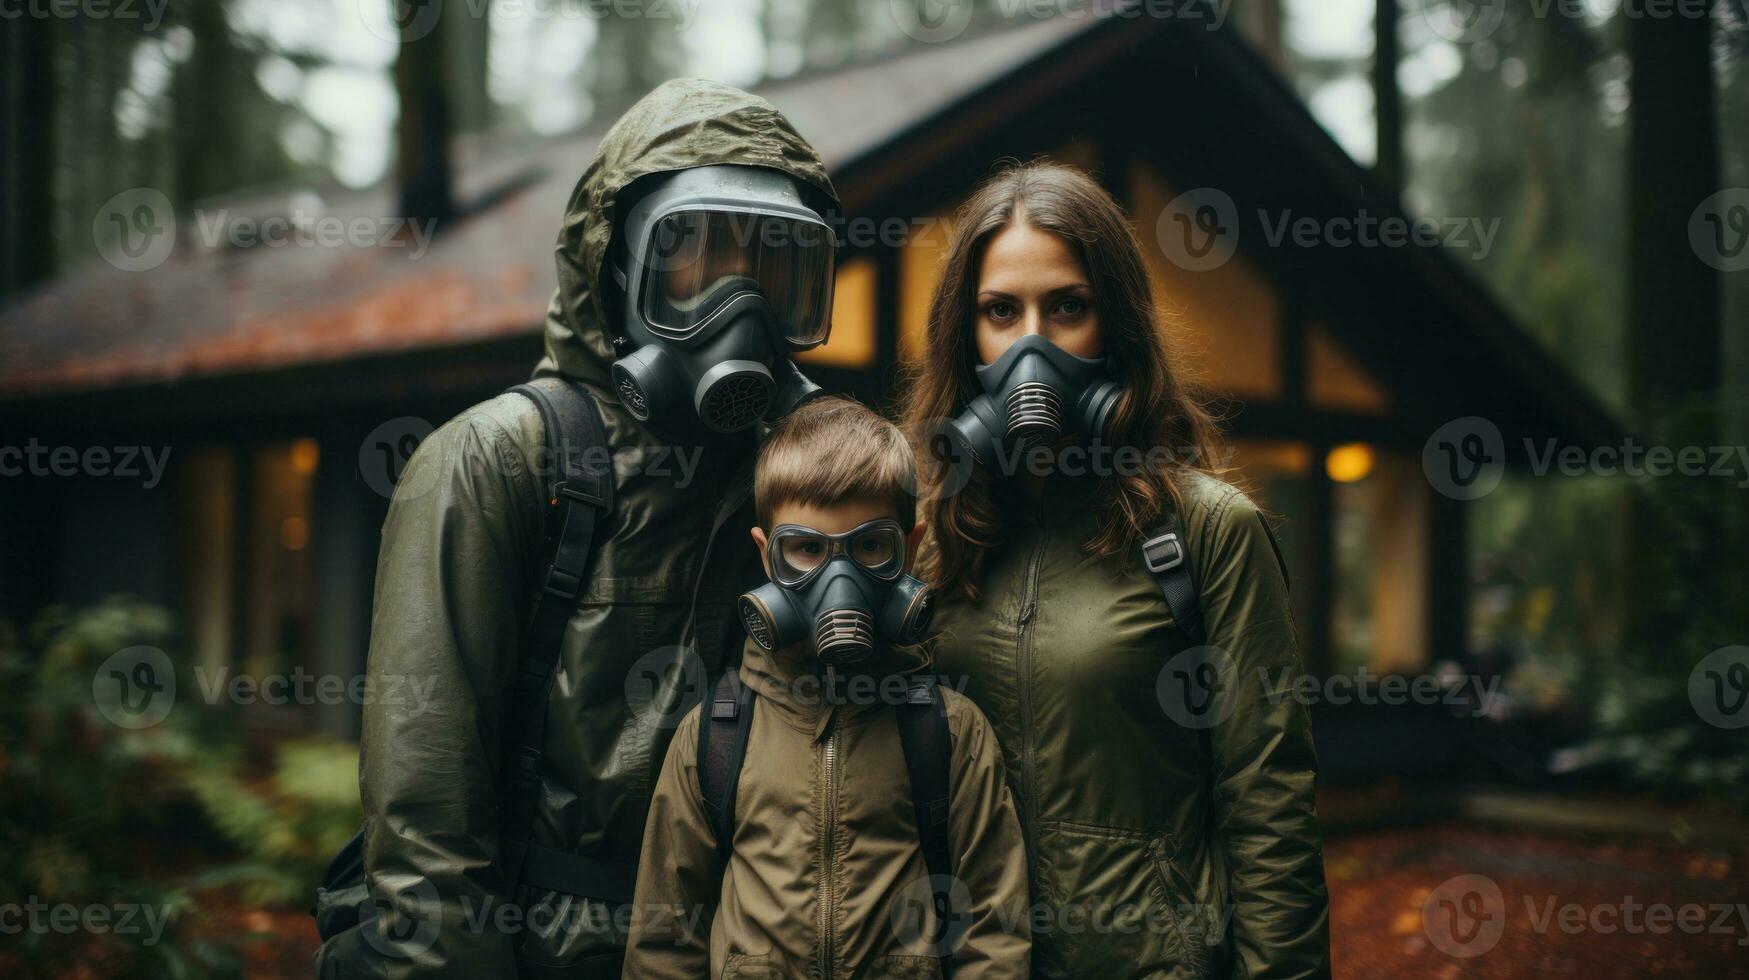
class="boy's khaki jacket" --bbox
[330,80,839,976]
[929,471,1331,980]
[625,638,1033,979]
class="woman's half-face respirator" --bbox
[943,334,1122,469]
[610,165,835,434]
[738,519,934,667]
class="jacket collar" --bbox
[737,637,932,742]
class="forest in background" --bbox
[2,0,1746,788]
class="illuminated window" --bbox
[178,447,237,679]
[243,440,318,686]
[798,255,877,370]
[1331,448,1429,675]
[1130,164,1282,400]
[899,209,957,364]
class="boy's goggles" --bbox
[767,519,907,588]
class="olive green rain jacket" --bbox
[337,80,839,978]
[928,471,1331,979]
[625,639,1033,979]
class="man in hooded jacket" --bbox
[318,79,840,978]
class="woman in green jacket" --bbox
[902,162,1331,979]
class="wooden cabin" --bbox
[0,16,1617,737]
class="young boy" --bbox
[625,397,1031,979]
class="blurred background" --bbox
[1,0,1746,976]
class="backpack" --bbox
[696,669,959,974]
[313,377,619,945]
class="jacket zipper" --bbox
[1015,520,1048,851]
[817,719,840,980]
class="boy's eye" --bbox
[850,533,896,568]
[778,536,827,573]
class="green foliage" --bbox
[1470,419,1749,806]
[1,597,361,977]
[182,739,361,907]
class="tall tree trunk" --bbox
[395,0,455,229]
[1623,3,1723,651]
[1628,5,1721,417]
[447,5,492,136]
[173,0,245,206]
[2,13,55,298]
[1373,0,1403,192]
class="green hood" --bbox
[535,78,839,387]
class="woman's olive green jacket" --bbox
[928,470,1331,979]
[328,80,839,977]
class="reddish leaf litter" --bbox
[30,823,1739,978]
[1326,823,1749,978]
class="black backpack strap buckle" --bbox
[1141,530,1185,574]
[1142,512,1205,647]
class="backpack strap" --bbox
[499,378,615,895]
[896,675,957,975]
[697,669,757,879]
[1140,510,1205,646]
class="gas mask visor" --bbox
[638,208,834,349]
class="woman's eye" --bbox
[985,302,1016,321]
[1055,297,1086,317]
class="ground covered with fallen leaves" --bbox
[197,822,1749,978]
[1325,824,1749,977]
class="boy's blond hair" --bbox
[755,396,916,529]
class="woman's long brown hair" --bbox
[901,160,1226,599]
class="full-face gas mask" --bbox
[609,165,835,434]
[738,519,934,667]
[943,334,1122,467]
